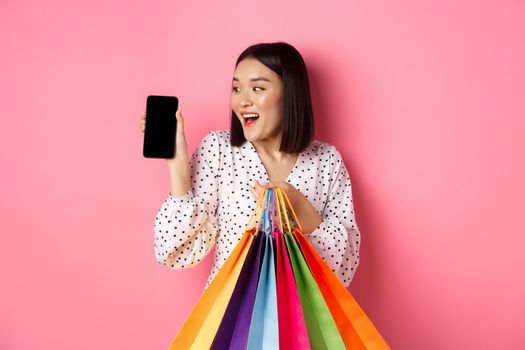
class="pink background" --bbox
[1,0,524,349]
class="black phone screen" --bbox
[143,95,178,159]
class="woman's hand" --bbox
[249,180,303,211]
[249,180,323,234]
[141,109,191,197]
[140,110,189,164]
[140,112,146,133]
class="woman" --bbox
[141,42,361,288]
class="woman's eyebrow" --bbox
[232,77,271,82]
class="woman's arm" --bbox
[305,146,361,286]
[251,146,361,286]
[166,109,191,198]
[154,131,222,269]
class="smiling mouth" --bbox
[241,113,259,126]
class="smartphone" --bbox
[143,95,178,159]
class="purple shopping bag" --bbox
[211,228,265,349]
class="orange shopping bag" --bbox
[277,187,391,350]
[167,189,267,350]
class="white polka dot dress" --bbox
[153,130,361,288]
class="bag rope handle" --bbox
[254,187,269,234]
[273,187,284,234]
[262,187,273,234]
[275,187,303,233]
[241,186,268,236]
[275,187,291,232]
[271,188,283,235]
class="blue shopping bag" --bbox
[247,234,279,349]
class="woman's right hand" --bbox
[140,110,191,197]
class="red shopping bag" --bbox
[277,187,391,350]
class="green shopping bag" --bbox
[274,187,346,349]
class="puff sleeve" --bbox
[304,146,361,287]
[153,131,221,269]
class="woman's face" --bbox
[231,58,284,144]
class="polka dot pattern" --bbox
[153,130,361,287]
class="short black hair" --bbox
[230,42,314,153]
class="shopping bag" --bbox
[246,234,279,350]
[167,189,267,350]
[275,227,311,349]
[273,188,345,349]
[247,190,279,350]
[292,229,391,349]
[211,229,265,349]
[269,188,311,350]
[169,184,391,350]
[167,229,254,350]
[284,231,346,349]
[276,187,391,350]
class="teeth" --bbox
[243,113,259,119]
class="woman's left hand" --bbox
[249,180,304,211]
[249,180,323,234]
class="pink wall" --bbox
[1,0,524,349]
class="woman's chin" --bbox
[242,127,256,139]
[243,133,256,142]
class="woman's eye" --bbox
[232,86,264,93]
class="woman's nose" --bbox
[239,98,253,108]
[238,90,253,106]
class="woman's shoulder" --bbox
[306,140,349,176]
[197,129,231,148]
[306,138,341,159]
[200,129,230,139]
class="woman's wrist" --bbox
[294,197,323,235]
[167,157,191,198]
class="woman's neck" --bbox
[252,137,298,162]
[252,138,284,161]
